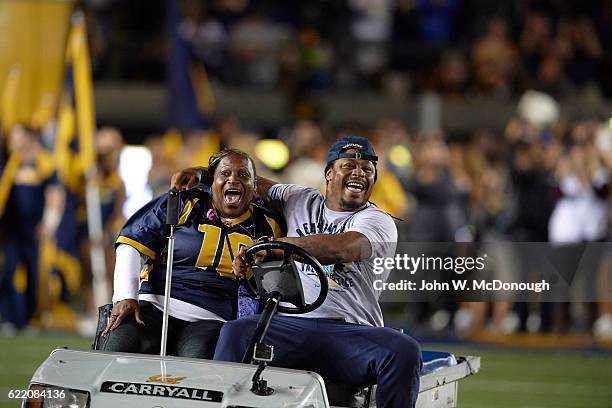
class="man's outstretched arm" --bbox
[233,231,372,279]
[277,232,372,265]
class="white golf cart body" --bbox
[25,348,480,407]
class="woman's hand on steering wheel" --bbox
[102,299,144,336]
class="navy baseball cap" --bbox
[327,136,378,166]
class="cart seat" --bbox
[421,351,457,375]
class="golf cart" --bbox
[23,192,480,407]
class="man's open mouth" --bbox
[224,188,243,205]
[345,180,366,193]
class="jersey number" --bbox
[196,225,252,278]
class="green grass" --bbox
[428,344,612,408]
[0,333,90,408]
[0,334,611,407]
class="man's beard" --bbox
[340,196,367,211]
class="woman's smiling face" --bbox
[211,153,255,218]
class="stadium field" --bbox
[0,334,611,408]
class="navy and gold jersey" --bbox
[116,188,284,321]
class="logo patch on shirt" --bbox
[304,263,355,289]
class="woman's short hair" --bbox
[208,148,257,179]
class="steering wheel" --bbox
[243,241,328,314]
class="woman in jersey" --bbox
[100,149,283,358]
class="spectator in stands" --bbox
[436,50,469,98]
[0,125,64,332]
[404,131,469,242]
[556,16,602,88]
[282,120,328,189]
[520,10,553,81]
[549,121,609,244]
[534,51,574,98]
[471,17,520,98]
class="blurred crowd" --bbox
[85,0,612,100]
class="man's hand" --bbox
[102,299,144,336]
[170,167,203,190]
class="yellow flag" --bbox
[65,13,96,174]
[0,0,72,128]
[54,92,81,190]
